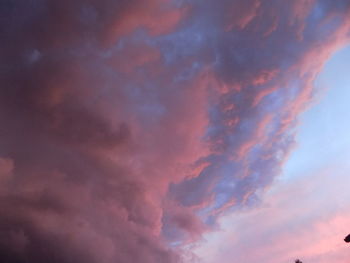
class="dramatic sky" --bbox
[194,45,350,263]
[0,1,350,263]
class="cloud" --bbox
[0,0,350,262]
[194,163,350,263]
[169,0,350,218]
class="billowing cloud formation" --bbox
[0,0,350,262]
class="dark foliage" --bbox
[344,234,350,243]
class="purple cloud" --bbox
[0,0,349,262]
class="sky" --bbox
[0,1,350,263]
[193,45,350,263]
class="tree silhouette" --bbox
[344,234,350,243]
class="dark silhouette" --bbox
[344,234,350,243]
[295,260,303,263]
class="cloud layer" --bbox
[0,0,350,262]
[194,162,350,263]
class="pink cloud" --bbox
[224,0,261,31]
[1,0,350,262]
[194,165,350,263]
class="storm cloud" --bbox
[0,0,349,262]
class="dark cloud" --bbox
[0,0,350,262]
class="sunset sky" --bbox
[0,1,350,263]
[193,45,350,263]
